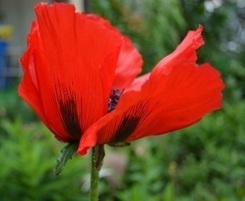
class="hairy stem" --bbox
[90,145,104,201]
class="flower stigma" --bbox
[108,88,124,113]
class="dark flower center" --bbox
[108,88,123,113]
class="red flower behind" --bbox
[19,3,224,156]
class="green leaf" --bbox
[55,142,79,175]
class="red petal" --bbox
[19,21,72,141]
[18,22,45,124]
[78,26,224,155]
[87,14,143,89]
[126,25,205,92]
[19,3,122,141]
[128,73,150,91]
[151,25,204,78]
[114,36,143,89]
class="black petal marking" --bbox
[111,116,140,143]
[53,82,82,138]
[59,98,81,138]
[110,100,153,143]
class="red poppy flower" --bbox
[19,3,224,156]
[19,2,142,142]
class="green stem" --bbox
[90,145,105,201]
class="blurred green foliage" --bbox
[0,0,245,200]
[0,119,88,201]
[0,91,244,200]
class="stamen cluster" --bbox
[108,88,123,113]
